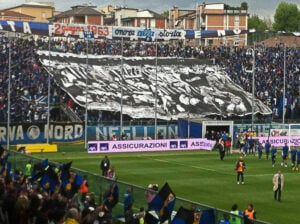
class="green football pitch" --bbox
[32,144,300,224]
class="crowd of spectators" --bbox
[0,147,122,224]
[216,43,300,120]
[0,36,64,123]
[1,35,300,124]
[37,36,300,121]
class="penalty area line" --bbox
[153,159,169,163]
[190,165,216,172]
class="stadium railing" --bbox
[10,150,269,224]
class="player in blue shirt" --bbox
[265,140,271,160]
[271,146,277,167]
[281,143,289,167]
[290,146,297,171]
[256,143,263,159]
[243,142,249,156]
[296,150,300,171]
[248,137,255,155]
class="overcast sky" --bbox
[0,0,300,19]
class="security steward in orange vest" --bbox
[236,156,246,184]
[80,175,89,202]
[243,203,256,224]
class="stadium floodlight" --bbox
[6,32,11,150]
[246,48,255,132]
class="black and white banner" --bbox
[38,51,272,120]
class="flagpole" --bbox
[282,44,286,124]
[154,41,158,139]
[84,32,89,149]
[46,33,51,144]
[6,33,11,150]
[187,94,190,138]
[120,37,124,139]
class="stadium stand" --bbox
[0,35,300,124]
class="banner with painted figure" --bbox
[0,123,84,144]
[38,52,272,120]
[87,138,216,153]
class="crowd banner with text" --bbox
[0,19,249,40]
[0,123,84,144]
[49,23,112,39]
[0,20,49,36]
[87,125,178,141]
[87,138,216,153]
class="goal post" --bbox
[288,123,300,150]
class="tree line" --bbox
[249,2,300,32]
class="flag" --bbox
[199,209,215,224]
[171,206,194,224]
[40,172,57,192]
[32,162,59,193]
[144,211,159,224]
[0,144,5,157]
[103,182,119,209]
[74,173,84,186]
[68,173,84,196]
[149,182,176,223]
[41,158,49,167]
[59,161,72,188]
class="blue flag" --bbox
[149,182,176,223]
[200,209,215,224]
[144,211,159,224]
[171,206,194,224]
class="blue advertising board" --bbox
[0,123,84,144]
[87,125,178,140]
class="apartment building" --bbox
[170,3,248,46]
[53,5,105,25]
[3,2,54,23]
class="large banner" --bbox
[0,19,248,40]
[38,53,272,120]
[254,136,300,147]
[0,123,84,144]
[87,138,216,153]
[0,20,48,35]
[50,23,112,39]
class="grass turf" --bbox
[31,144,300,224]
